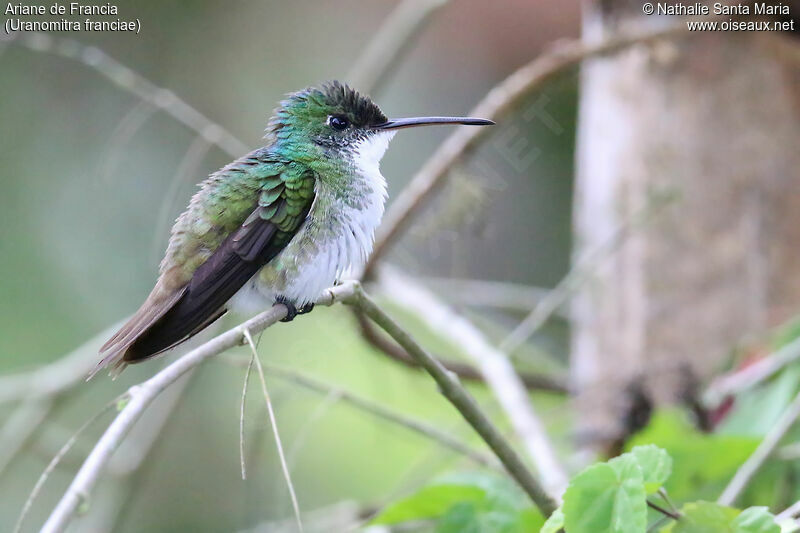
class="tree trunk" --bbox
[571,3,800,452]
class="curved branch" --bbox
[364,24,689,278]
[5,32,248,158]
[376,266,568,496]
[347,0,449,94]
[356,311,569,394]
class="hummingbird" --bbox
[93,81,493,376]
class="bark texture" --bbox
[571,4,800,450]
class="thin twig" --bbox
[285,389,343,471]
[5,32,248,158]
[0,320,125,405]
[244,328,304,533]
[96,100,158,184]
[377,265,568,496]
[0,399,54,477]
[704,335,800,407]
[151,134,213,263]
[647,499,681,520]
[14,397,120,533]
[777,499,800,522]
[499,191,676,354]
[364,23,689,278]
[223,355,497,468]
[419,277,565,315]
[261,362,497,469]
[239,355,254,480]
[109,366,196,477]
[347,0,448,94]
[356,311,568,394]
[719,389,800,506]
[342,283,559,517]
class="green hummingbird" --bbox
[94,81,493,376]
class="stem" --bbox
[719,389,800,506]
[344,285,558,517]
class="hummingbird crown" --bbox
[266,81,388,150]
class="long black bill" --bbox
[372,116,495,130]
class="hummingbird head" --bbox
[266,81,493,171]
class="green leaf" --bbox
[372,471,543,532]
[372,484,485,524]
[662,501,739,533]
[662,502,779,533]
[562,456,647,533]
[437,502,482,533]
[629,445,672,493]
[731,507,779,533]
[540,508,564,533]
[628,410,759,501]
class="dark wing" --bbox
[94,169,315,376]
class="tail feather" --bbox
[90,287,186,379]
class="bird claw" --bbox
[275,297,314,322]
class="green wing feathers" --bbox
[93,154,316,377]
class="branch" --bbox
[0,399,54,476]
[376,266,568,497]
[363,24,689,278]
[3,32,248,158]
[355,311,568,394]
[343,284,559,517]
[718,389,800,506]
[222,357,499,468]
[704,335,800,407]
[40,282,357,533]
[417,277,566,316]
[499,188,677,354]
[346,0,448,94]
[0,320,124,405]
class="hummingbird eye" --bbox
[327,115,350,131]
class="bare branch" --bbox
[355,306,569,394]
[0,320,124,405]
[245,329,304,533]
[5,32,248,158]
[364,24,689,277]
[0,399,54,477]
[499,190,676,354]
[239,355,254,481]
[718,389,800,506]
[376,266,568,496]
[347,0,448,94]
[418,277,564,315]
[15,398,119,533]
[704,335,800,407]
[250,360,499,468]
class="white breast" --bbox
[284,131,396,300]
[230,131,396,313]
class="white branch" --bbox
[718,389,800,506]
[376,266,568,497]
[704,335,800,406]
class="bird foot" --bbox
[275,297,314,322]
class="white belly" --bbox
[229,131,395,315]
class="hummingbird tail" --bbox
[90,286,187,379]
